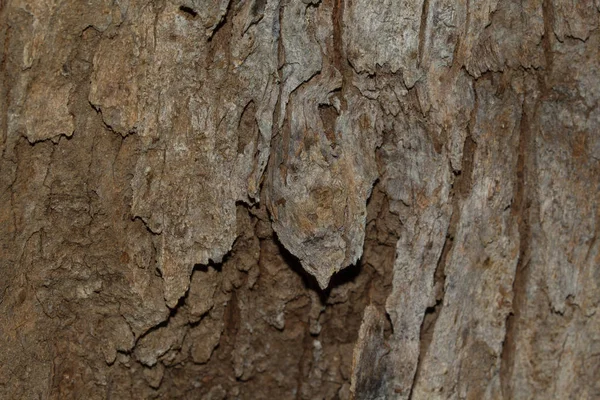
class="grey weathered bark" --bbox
[1,0,598,398]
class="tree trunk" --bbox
[1,0,598,398]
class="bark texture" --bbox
[1,0,599,398]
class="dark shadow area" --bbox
[193,258,224,274]
[178,5,198,18]
[272,232,363,305]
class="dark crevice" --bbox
[207,0,233,41]
[134,287,190,347]
[417,0,430,67]
[318,103,339,149]
[409,228,452,400]
[251,0,267,17]
[273,233,317,289]
[541,0,555,79]
[455,81,480,198]
[361,181,400,338]
[178,5,198,18]
[221,289,240,352]
[132,254,231,354]
[499,89,535,399]
[88,101,137,137]
[237,100,258,155]
[193,259,224,274]
[409,85,479,395]
[331,0,351,111]
[271,232,363,305]
[131,215,161,235]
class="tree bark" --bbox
[1,0,598,398]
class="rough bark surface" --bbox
[1,0,599,399]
